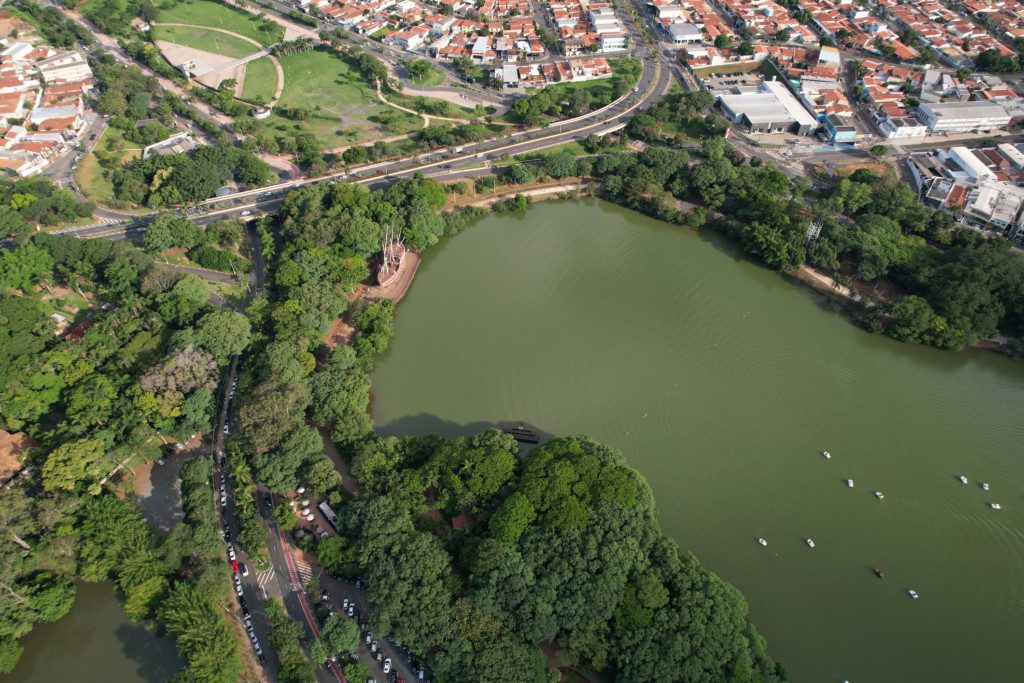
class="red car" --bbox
[231,560,239,573]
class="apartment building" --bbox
[36,51,92,84]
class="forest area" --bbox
[0,230,250,677]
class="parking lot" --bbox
[702,72,765,92]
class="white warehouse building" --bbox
[916,101,1011,134]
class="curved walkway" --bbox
[375,81,469,128]
[382,60,508,115]
[153,23,285,105]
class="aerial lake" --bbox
[7,582,181,682]
[371,199,1024,681]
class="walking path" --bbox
[375,81,476,128]
[380,61,508,114]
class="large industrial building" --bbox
[716,79,819,135]
[916,101,1012,135]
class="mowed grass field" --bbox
[151,24,260,59]
[264,50,421,148]
[75,128,142,207]
[385,90,481,120]
[241,57,279,103]
[157,0,283,46]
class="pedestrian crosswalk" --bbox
[52,216,119,235]
[295,558,314,584]
[255,567,274,589]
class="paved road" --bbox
[50,43,670,244]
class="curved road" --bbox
[63,46,670,242]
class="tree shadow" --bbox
[375,412,554,448]
[114,621,184,682]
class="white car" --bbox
[383,658,392,674]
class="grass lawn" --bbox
[157,0,283,46]
[543,78,614,104]
[409,63,445,86]
[264,50,421,148]
[151,24,260,59]
[75,128,142,206]
[386,89,482,120]
[241,56,279,103]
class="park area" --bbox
[156,0,283,46]
[74,128,142,208]
[240,56,279,103]
[262,50,421,148]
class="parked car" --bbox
[347,605,355,617]
[371,641,378,654]
[365,633,373,645]
[321,590,330,601]
[383,658,392,674]
[231,560,239,573]
[239,563,248,577]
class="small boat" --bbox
[822,451,831,460]
[981,482,990,491]
[908,589,919,599]
[959,475,968,485]
[990,503,1002,510]
[805,538,815,548]
[757,537,768,546]
[874,491,885,501]
[874,568,885,578]
[846,479,854,488]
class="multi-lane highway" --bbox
[60,47,671,243]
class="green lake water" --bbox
[7,582,181,682]
[370,199,1024,681]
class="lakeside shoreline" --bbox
[441,183,1018,360]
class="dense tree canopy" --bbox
[324,433,783,682]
